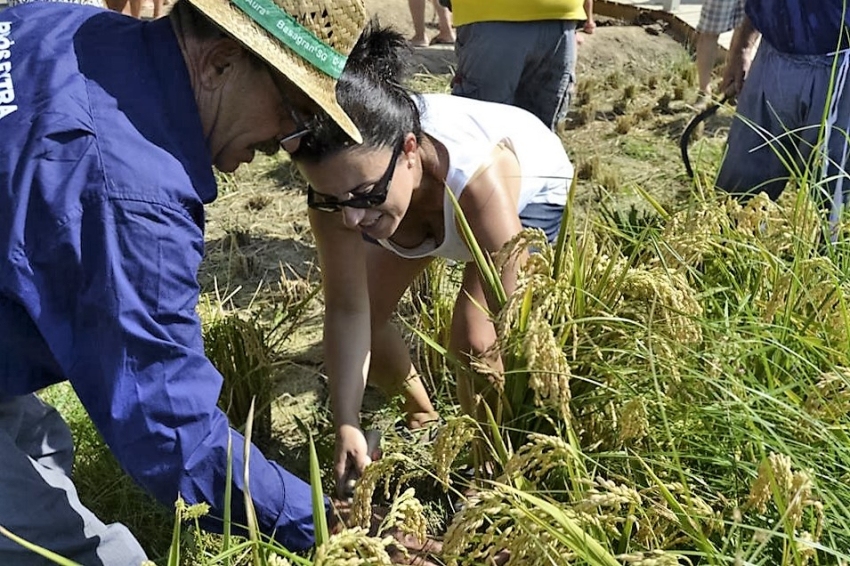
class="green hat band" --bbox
[231,0,348,79]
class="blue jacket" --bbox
[0,3,317,550]
[746,0,850,55]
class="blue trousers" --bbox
[718,40,850,227]
[0,394,148,565]
[451,20,578,131]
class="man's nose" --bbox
[341,207,365,229]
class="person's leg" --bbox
[0,394,148,566]
[696,32,720,97]
[448,265,502,420]
[452,22,532,107]
[794,51,850,226]
[695,0,745,103]
[152,0,163,18]
[407,0,428,47]
[128,0,142,18]
[103,0,129,13]
[716,43,802,199]
[431,0,455,44]
[364,246,437,427]
[583,0,595,33]
[515,20,578,130]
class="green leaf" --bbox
[222,430,233,566]
[309,433,329,547]
[502,487,621,566]
[0,526,84,566]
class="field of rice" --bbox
[15,15,850,566]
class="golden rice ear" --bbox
[186,0,367,142]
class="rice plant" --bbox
[422,182,850,564]
[204,313,275,450]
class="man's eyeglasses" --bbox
[307,138,405,213]
[267,65,314,149]
[279,109,314,148]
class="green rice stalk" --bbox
[241,398,264,566]
[446,186,506,308]
[309,433,329,547]
[551,175,577,281]
[222,430,233,566]
[0,526,83,566]
[637,453,724,562]
[504,487,621,566]
[167,497,182,566]
[482,400,511,468]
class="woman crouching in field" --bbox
[291,25,574,495]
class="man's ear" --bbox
[198,37,245,90]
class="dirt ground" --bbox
[195,5,731,474]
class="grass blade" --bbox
[0,526,84,566]
[222,430,233,566]
[309,432,329,547]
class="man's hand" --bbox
[721,46,756,99]
[334,424,371,498]
[720,15,760,100]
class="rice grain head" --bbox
[351,453,409,529]
[380,488,427,542]
[433,416,478,488]
[314,528,395,566]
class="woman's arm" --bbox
[308,209,374,491]
[457,145,526,306]
[448,145,528,415]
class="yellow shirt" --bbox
[452,0,586,27]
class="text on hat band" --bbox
[231,0,347,79]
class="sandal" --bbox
[429,36,455,46]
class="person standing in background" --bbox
[583,0,595,34]
[449,0,586,131]
[717,0,850,229]
[694,0,745,107]
[407,0,454,47]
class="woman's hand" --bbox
[334,423,371,498]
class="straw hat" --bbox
[186,0,366,142]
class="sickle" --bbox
[681,95,729,179]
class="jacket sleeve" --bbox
[31,196,318,551]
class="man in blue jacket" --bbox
[0,0,376,563]
[717,0,850,228]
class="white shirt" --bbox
[378,93,573,262]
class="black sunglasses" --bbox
[307,138,405,213]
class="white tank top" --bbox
[378,94,573,262]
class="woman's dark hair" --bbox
[292,22,423,163]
